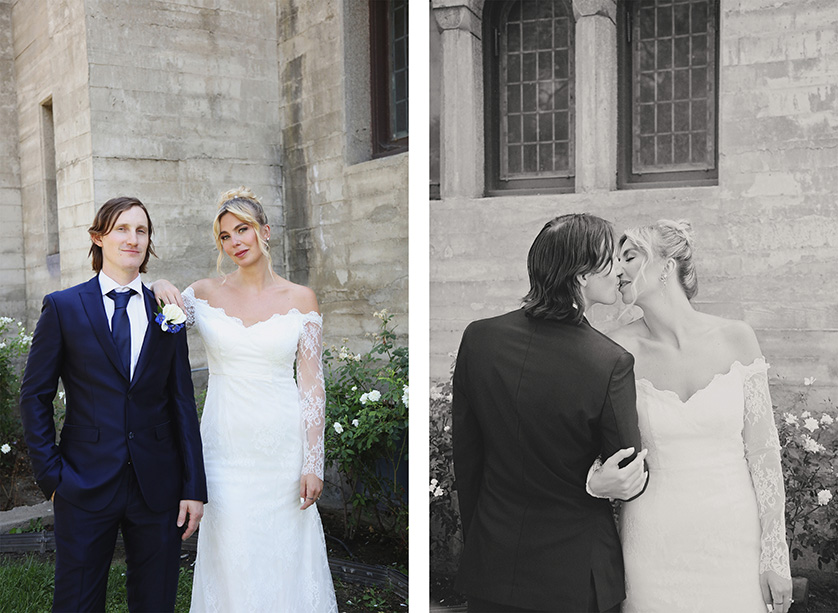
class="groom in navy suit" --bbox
[19,197,207,612]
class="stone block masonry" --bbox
[430,0,838,408]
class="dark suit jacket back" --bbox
[453,308,642,612]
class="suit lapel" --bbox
[79,277,129,380]
[130,285,160,390]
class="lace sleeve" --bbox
[181,288,196,330]
[297,314,325,480]
[742,360,791,579]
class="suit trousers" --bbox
[52,466,182,612]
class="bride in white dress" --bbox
[155,188,337,612]
[594,220,792,613]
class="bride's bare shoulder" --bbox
[268,278,319,314]
[697,313,761,364]
[187,278,223,302]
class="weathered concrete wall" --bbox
[431,1,838,409]
[4,0,407,357]
[9,0,284,332]
[83,0,284,292]
[12,0,88,316]
[278,0,409,350]
[0,0,24,321]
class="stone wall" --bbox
[83,0,284,292]
[278,0,409,350]
[0,0,24,321]
[430,0,838,409]
[1,0,408,355]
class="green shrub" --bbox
[323,310,408,549]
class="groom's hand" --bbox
[178,499,204,540]
[588,447,648,500]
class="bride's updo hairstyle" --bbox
[522,213,615,324]
[620,219,698,303]
[212,186,273,275]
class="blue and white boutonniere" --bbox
[155,300,186,333]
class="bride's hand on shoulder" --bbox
[760,569,793,613]
[149,279,184,309]
[299,473,323,510]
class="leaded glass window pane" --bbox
[500,0,574,181]
[632,0,716,174]
[390,0,408,139]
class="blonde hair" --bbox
[620,219,698,305]
[212,186,272,275]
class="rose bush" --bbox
[0,317,33,509]
[323,309,408,550]
[429,377,463,574]
[777,378,838,569]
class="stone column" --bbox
[432,0,484,199]
[573,0,618,192]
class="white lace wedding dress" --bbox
[620,358,790,612]
[183,288,338,613]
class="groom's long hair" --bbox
[522,213,614,324]
[88,197,156,274]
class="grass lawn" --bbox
[0,548,407,612]
[0,556,193,612]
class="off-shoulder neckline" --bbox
[183,286,321,330]
[636,357,767,405]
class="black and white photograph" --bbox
[429,1,838,612]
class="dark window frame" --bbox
[484,0,576,195]
[617,0,720,189]
[370,0,408,158]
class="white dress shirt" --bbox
[98,272,148,380]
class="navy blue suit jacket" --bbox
[19,276,207,513]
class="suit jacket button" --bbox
[128,432,134,439]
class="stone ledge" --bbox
[0,501,54,534]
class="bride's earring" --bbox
[660,273,668,288]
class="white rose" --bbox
[352,419,360,427]
[1,443,10,454]
[367,389,382,402]
[821,414,834,426]
[783,413,798,426]
[333,422,344,434]
[804,418,820,433]
[817,489,833,506]
[359,393,369,405]
[402,384,409,408]
[162,303,186,325]
[433,486,444,497]
[802,435,825,454]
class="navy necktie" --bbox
[107,289,136,375]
